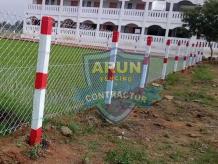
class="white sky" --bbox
[0,0,29,17]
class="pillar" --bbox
[165,1,174,39]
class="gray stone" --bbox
[60,126,72,137]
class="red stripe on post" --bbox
[166,39,171,46]
[35,73,48,89]
[112,31,119,43]
[186,41,189,47]
[108,68,115,80]
[29,128,42,145]
[163,58,168,64]
[175,56,179,61]
[41,16,53,35]
[147,36,153,46]
[177,40,181,46]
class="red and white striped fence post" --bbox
[188,43,195,68]
[105,31,119,106]
[182,41,189,73]
[192,42,198,66]
[161,39,171,80]
[139,36,153,91]
[200,42,205,62]
[173,40,181,73]
[29,16,53,145]
[197,42,201,64]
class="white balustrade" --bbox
[102,8,120,18]
[60,28,77,35]
[62,7,78,16]
[28,4,42,11]
[123,9,144,19]
[120,33,141,41]
[81,7,99,17]
[98,31,112,38]
[147,11,168,20]
[79,30,96,36]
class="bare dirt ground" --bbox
[0,63,218,164]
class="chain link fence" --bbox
[0,13,187,135]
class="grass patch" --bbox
[192,66,214,81]
[165,73,182,86]
[194,148,218,164]
[174,91,216,105]
[105,142,149,164]
[26,145,43,160]
[88,140,100,152]
[190,142,218,164]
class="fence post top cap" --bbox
[41,16,53,35]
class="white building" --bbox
[23,0,218,54]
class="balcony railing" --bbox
[23,25,218,54]
[27,4,183,24]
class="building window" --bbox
[94,2,100,7]
[71,1,78,6]
[127,3,133,9]
[87,1,92,7]
[136,3,145,10]
[109,2,117,8]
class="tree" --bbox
[183,0,218,58]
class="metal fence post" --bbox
[188,43,195,68]
[182,41,189,73]
[139,36,153,90]
[105,31,119,106]
[197,42,201,64]
[29,16,53,145]
[200,42,205,62]
[173,40,181,73]
[192,42,198,66]
[161,39,171,80]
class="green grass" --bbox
[0,38,184,135]
[174,91,216,105]
[165,73,182,86]
[192,66,214,81]
[105,142,149,164]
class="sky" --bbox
[0,0,28,17]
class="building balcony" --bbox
[26,4,184,28]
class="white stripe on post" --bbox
[29,16,53,146]
[182,41,189,73]
[188,43,195,68]
[161,39,171,80]
[192,42,198,66]
[197,42,201,64]
[173,40,181,73]
[139,36,153,89]
[105,31,119,105]
[200,42,205,62]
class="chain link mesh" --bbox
[0,12,189,135]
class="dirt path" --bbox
[0,64,218,164]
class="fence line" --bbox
[0,13,205,138]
